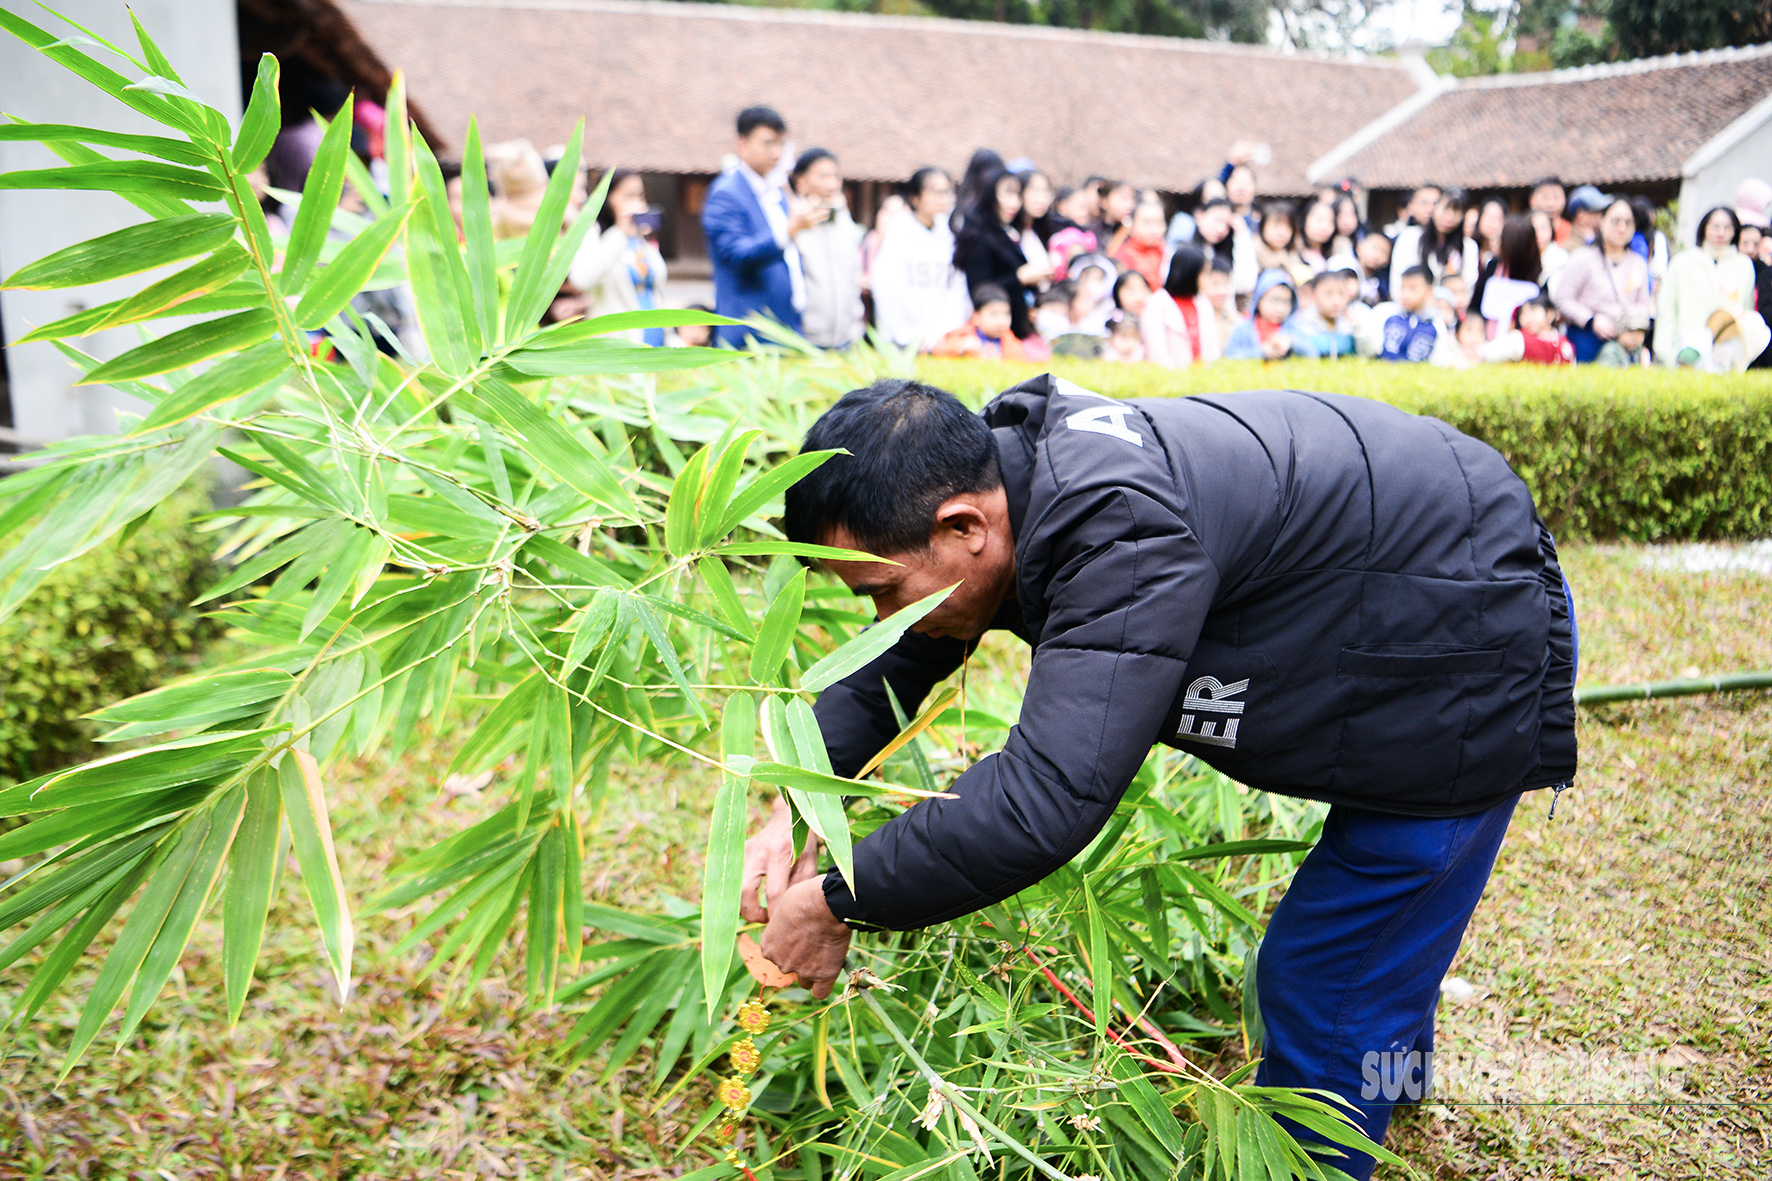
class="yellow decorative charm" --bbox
[718,1076,752,1111]
[730,1037,761,1074]
[736,999,771,1034]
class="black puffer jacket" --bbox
[816,376,1577,931]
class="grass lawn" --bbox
[0,541,1767,1179]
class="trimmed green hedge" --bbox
[914,358,1772,542]
[0,490,217,781]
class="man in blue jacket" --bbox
[749,376,1578,1179]
[702,106,822,347]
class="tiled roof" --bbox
[337,0,1421,192]
[1326,43,1772,190]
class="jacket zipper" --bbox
[1546,781,1571,819]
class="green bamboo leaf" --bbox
[521,534,631,591]
[527,822,563,1005]
[7,857,153,1034]
[224,767,283,1025]
[633,597,709,726]
[711,450,842,542]
[98,244,254,331]
[293,199,418,330]
[664,441,712,556]
[91,666,295,742]
[2,212,234,290]
[402,132,480,374]
[279,750,353,994]
[694,430,763,549]
[127,10,182,84]
[279,93,353,293]
[0,8,190,133]
[20,282,261,344]
[695,557,753,640]
[800,582,956,694]
[232,53,280,171]
[458,378,634,519]
[0,783,210,864]
[384,71,410,207]
[0,160,224,199]
[0,825,167,932]
[785,698,852,889]
[61,814,211,1072]
[565,589,619,674]
[1105,1048,1189,1157]
[746,762,942,799]
[447,672,546,776]
[459,118,499,344]
[535,307,744,342]
[78,309,276,385]
[118,784,247,1045]
[0,729,273,814]
[1084,878,1111,1041]
[300,526,377,639]
[709,540,891,563]
[503,121,583,336]
[195,516,335,604]
[749,568,805,684]
[703,689,753,1017]
[131,339,288,434]
[0,122,207,166]
[502,341,733,377]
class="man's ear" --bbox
[931,496,994,554]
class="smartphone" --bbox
[633,208,663,236]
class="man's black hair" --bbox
[972,283,1012,308]
[783,380,1002,556]
[1399,264,1431,283]
[1531,176,1564,193]
[736,106,786,138]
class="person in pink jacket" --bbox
[1137,245,1221,367]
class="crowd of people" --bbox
[259,87,1772,374]
[692,106,1772,373]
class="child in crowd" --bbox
[1456,312,1489,365]
[674,304,715,348]
[1595,307,1652,367]
[1102,309,1146,362]
[1442,273,1470,319]
[1283,270,1357,357]
[1035,283,1075,340]
[1331,231,1393,306]
[932,285,1027,359]
[1484,294,1575,364]
[1357,265,1461,365]
[1067,258,1115,335]
[1201,256,1240,341]
[1224,268,1299,360]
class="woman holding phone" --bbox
[790,148,866,349]
[567,168,669,344]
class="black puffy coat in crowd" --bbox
[953,217,1035,339]
[816,375,1578,931]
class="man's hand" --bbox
[740,796,820,924]
[760,877,852,999]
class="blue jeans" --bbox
[1253,792,1521,1178]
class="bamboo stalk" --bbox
[1576,669,1772,705]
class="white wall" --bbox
[1679,111,1772,248]
[0,0,239,443]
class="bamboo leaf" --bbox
[709,540,893,563]
[0,729,273,814]
[702,691,755,1015]
[97,244,254,332]
[90,666,294,742]
[78,309,277,385]
[694,430,763,548]
[664,441,712,556]
[749,568,805,685]
[537,307,744,342]
[1084,877,1110,1042]
[7,857,153,1035]
[61,814,210,1072]
[785,698,852,889]
[746,763,948,800]
[633,597,709,726]
[406,131,482,365]
[564,589,619,674]
[458,378,634,518]
[800,583,956,694]
[1105,1048,1188,1157]
[132,338,288,434]
[503,121,583,336]
[0,160,224,198]
[2,212,234,289]
[293,199,418,329]
[711,450,842,541]
[502,341,733,378]
[232,53,280,171]
[279,93,353,292]
[447,672,546,776]
[279,750,353,994]
[527,822,563,1005]
[459,118,500,344]
[0,8,190,132]
[695,557,753,640]
[118,784,247,1044]
[0,122,207,166]
[224,767,284,1025]
[384,71,410,207]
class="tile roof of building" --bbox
[338,0,1422,192]
[1325,43,1772,190]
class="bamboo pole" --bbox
[1576,670,1772,705]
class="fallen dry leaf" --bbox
[736,935,797,987]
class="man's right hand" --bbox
[740,796,821,924]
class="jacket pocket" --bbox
[1337,645,1505,678]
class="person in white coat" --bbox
[789,149,866,349]
[567,168,668,344]
[870,167,972,351]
